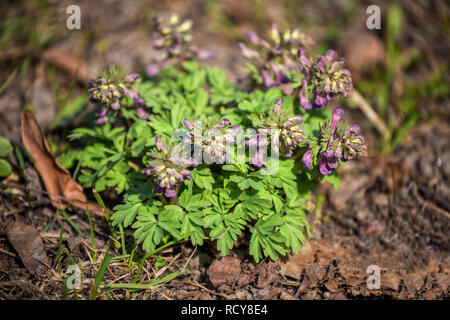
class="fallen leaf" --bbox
[21,110,103,216]
[324,278,339,292]
[279,241,315,279]
[382,271,402,291]
[280,239,351,280]
[254,261,280,289]
[6,221,50,274]
[207,256,241,292]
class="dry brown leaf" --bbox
[6,221,50,274]
[21,110,103,216]
[207,256,241,291]
[254,261,280,289]
[280,239,352,280]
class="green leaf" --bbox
[322,171,341,190]
[112,202,142,228]
[192,167,215,191]
[132,205,163,252]
[279,212,309,253]
[0,159,12,178]
[0,136,13,158]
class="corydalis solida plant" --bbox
[142,136,196,198]
[297,48,353,110]
[88,65,149,124]
[183,117,241,165]
[146,13,212,77]
[238,26,353,110]
[239,23,313,87]
[302,107,368,175]
[249,98,306,161]
[65,14,368,263]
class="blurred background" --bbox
[0,0,449,299]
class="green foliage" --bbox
[0,136,13,158]
[60,51,345,263]
[0,136,13,178]
[0,159,12,178]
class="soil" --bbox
[0,0,448,300]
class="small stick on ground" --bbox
[351,90,390,138]
[0,248,16,257]
[153,252,182,280]
[185,280,232,300]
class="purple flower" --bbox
[238,43,260,59]
[302,107,367,175]
[239,24,313,88]
[183,118,195,130]
[146,13,212,76]
[248,31,270,48]
[190,46,213,60]
[136,107,150,120]
[155,135,168,153]
[297,47,353,109]
[248,99,305,164]
[142,135,196,198]
[245,129,269,168]
[302,148,312,170]
[88,66,149,124]
[341,125,368,160]
[261,69,277,87]
[274,98,283,117]
[319,154,333,175]
[250,149,265,168]
[297,47,312,68]
[184,117,241,164]
[331,108,344,132]
[280,114,304,157]
[124,72,139,83]
[145,63,164,78]
[269,61,289,84]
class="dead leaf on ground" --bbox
[207,256,241,292]
[280,239,352,280]
[382,271,403,291]
[21,110,103,216]
[254,261,280,289]
[6,221,50,274]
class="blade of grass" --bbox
[62,277,70,300]
[0,68,17,95]
[41,212,57,233]
[118,223,126,256]
[91,246,111,300]
[110,254,130,261]
[129,246,137,271]
[14,146,25,173]
[93,189,119,248]
[102,270,185,290]
[59,210,86,238]
[57,223,64,275]
[86,207,96,263]
[137,239,181,266]
[72,151,84,180]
